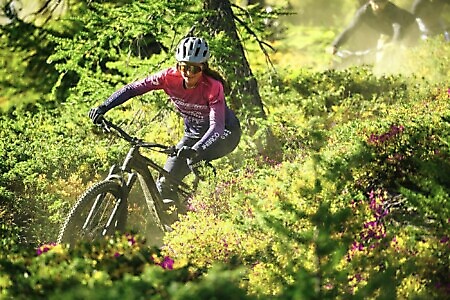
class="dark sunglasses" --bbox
[177,63,203,74]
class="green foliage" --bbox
[0,19,58,110]
[0,234,252,299]
[47,0,199,104]
[0,107,108,243]
[2,61,450,298]
[162,43,449,297]
[1,0,450,299]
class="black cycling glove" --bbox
[88,105,107,124]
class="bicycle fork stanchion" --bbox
[100,166,137,236]
[82,193,103,230]
[102,197,124,236]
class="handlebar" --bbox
[96,116,176,155]
[95,116,212,190]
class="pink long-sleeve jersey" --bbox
[101,67,239,152]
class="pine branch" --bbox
[231,4,276,70]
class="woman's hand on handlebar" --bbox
[88,106,107,124]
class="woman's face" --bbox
[177,62,203,88]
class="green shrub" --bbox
[1,5,449,298]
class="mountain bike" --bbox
[57,117,199,245]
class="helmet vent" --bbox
[175,37,210,63]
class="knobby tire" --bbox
[57,180,127,245]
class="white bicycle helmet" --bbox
[175,37,210,63]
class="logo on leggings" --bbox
[221,129,231,139]
[201,132,220,150]
[201,129,232,150]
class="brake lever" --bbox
[98,116,111,134]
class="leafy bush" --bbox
[0,235,253,299]
[1,1,449,299]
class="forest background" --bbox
[0,0,449,299]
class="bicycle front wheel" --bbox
[57,180,127,245]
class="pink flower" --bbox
[36,242,57,256]
[351,242,364,251]
[440,236,449,244]
[160,256,174,270]
[126,234,136,246]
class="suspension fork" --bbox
[105,145,141,196]
[97,169,137,235]
[83,146,143,235]
[88,148,140,234]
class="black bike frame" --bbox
[106,144,193,205]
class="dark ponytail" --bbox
[202,63,230,95]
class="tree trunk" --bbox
[203,0,281,157]
[203,0,266,120]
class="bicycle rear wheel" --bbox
[57,180,127,245]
